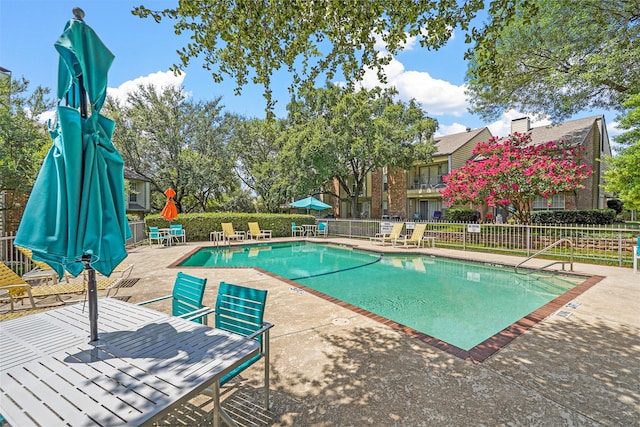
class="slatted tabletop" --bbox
[0,298,260,426]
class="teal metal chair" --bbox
[317,221,328,237]
[137,272,209,324]
[204,282,273,412]
[291,222,304,237]
[148,226,170,247]
[169,224,186,244]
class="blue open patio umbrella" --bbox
[289,196,332,210]
[15,8,130,341]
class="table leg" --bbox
[211,381,238,427]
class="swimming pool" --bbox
[179,241,586,352]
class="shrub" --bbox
[144,212,316,241]
[444,208,476,223]
[531,209,616,225]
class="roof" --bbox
[126,202,147,212]
[124,167,151,182]
[434,127,488,156]
[526,115,603,147]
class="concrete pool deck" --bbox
[29,237,640,425]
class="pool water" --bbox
[180,242,583,350]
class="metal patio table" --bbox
[0,298,259,426]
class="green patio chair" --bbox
[137,272,208,323]
[203,282,273,411]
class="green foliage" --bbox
[604,93,640,210]
[604,141,640,211]
[104,83,239,213]
[531,209,617,225]
[465,0,640,120]
[144,212,315,241]
[281,84,437,218]
[445,208,476,223]
[132,1,488,115]
[228,117,287,212]
[0,76,53,194]
[614,93,640,147]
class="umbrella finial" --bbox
[72,7,85,21]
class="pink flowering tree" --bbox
[440,132,593,224]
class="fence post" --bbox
[463,225,466,251]
[526,225,531,256]
[618,231,623,267]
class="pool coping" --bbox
[170,242,605,363]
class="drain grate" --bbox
[556,310,572,318]
[118,278,140,288]
[565,301,581,309]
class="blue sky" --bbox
[1,0,621,139]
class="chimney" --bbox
[465,127,471,132]
[511,117,530,134]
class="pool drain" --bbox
[555,310,572,318]
[332,318,350,326]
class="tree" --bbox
[104,83,238,213]
[0,76,53,202]
[603,143,640,212]
[440,133,593,224]
[603,93,640,211]
[228,117,286,212]
[132,1,495,115]
[465,0,640,121]
[281,84,437,218]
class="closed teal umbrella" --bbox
[15,9,129,340]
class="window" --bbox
[533,194,565,210]
[129,182,139,203]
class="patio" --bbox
[5,237,639,426]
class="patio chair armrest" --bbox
[180,306,216,323]
[245,322,274,341]
[137,294,172,306]
[0,283,33,293]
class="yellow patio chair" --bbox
[393,223,428,248]
[16,246,62,285]
[1,262,122,310]
[370,223,404,245]
[221,222,245,243]
[248,222,272,240]
[0,261,35,311]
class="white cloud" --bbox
[606,119,623,139]
[372,31,418,52]
[36,109,56,125]
[107,70,186,104]
[357,57,469,116]
[435,122,469,137]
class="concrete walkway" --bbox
[92,238,640,425]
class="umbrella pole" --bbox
[83,255,99,341]
[77,37,97,341]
